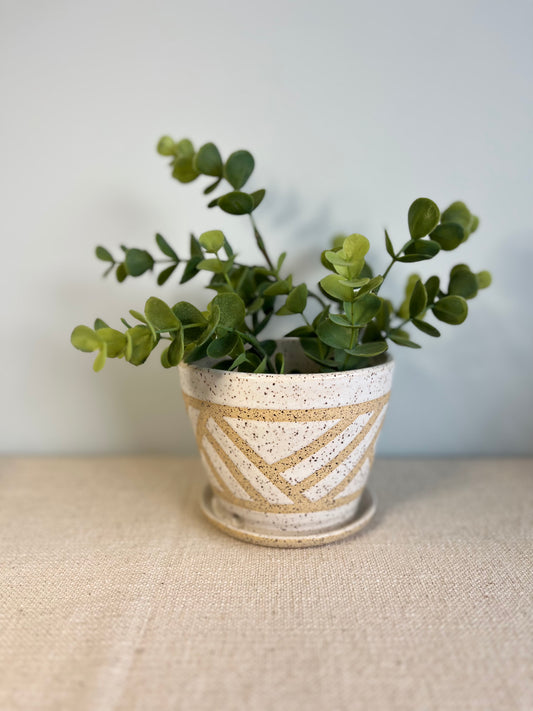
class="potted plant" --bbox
[71,136,491,547]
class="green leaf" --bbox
[95,327,127,357]
[316,320,353,349]
[276,252,287,273]
[224,150,254,190]
[227,352,250,371]
[94,318,109,330]
[180,256,203,284]
[125,325,155,365]
[403,239,441,260]
[156,136,175,156]
[172,301,207,345]
[449,269,478,300]
[254,356,269,373]
[95,246,113,262]
[319,274,355,302]
[408,198,440,239]
[360,261,373,279]
[337,277,370,288]
[430,223,464,251]
[207,332,239,358]
[411,319,441,337]
[350,294,382,326]
[116,263,127,282]
[129,309,147,324]
[157,264,177,285]
[345,341,388,357]
[246,297,264,314]
[194,142,223,177]
[199,230,225,253]
[375,299,392,332]
[325,234,369,280]
[285,284,308,314]
[184,341,210,364]
[145,296,180,331]
[409,280,427,318]
[204,177,223,195]
[389,331,421,348]
[93,344,107,372]
[167,331,185,365]
[384,230,395,258]
[263,278,292,296]
[450,263,470,277]
[321,249,336,271]
[328,313,352,327]
[432,295,468,325]
[217,191,254,215]
[275,352,285,374]
[343,233,370,261]
[398,273,421,319]
[172,301,206,325]
[125,249,155,277]
[284,325,314,337]
[250,189,266,210]
[160,347,171,369]
[171,139,199,183]
[197,258,233,273]
[71,325,101,352]
[190,234,203,258]
[212,293,246,329]
[356,275,384,297]
[476,270,492,289]
[155,233,178,260]
[441,201,473,238]
[425,276,440,304]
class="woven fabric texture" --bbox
[0,457,531,711]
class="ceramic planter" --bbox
[179,339,394,547]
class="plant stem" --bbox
[308,290,327,309]
[249,214,275,271]
[375,239,413,295]
[342,304,357,370]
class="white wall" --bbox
[1,0,532,455]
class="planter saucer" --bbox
[200,486,377,548]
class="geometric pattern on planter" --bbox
[182,392,390,515]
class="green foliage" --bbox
[194,143,223,177]
[224,150,255,190]
[71,136,491,374]
[408,198,440,239]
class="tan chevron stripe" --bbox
[320,419,384,502]
[201,445,233,498]
[184,393,389,479]
[297,404,384,494]
[213,416,310,505]
[262,417,352,474]
[183,394,386,423]
[213,483,364,514]
[182,390,390,514]
[203,428,265,503]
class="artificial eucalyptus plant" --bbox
[71,136,491,374]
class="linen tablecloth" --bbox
[1,457,531,710]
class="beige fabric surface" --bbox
[0,457,531,711]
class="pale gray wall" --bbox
[1,0,532,455]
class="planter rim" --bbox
[179,342,393,382]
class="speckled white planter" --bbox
[179,339,394,547]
